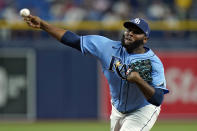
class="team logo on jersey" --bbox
[108,56,127,79]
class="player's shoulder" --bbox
[148,49,164,68]
[81,35,121,47]
[82,35,116,42]
[148,49,162,61]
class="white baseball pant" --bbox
[110,104,160,131]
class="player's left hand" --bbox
[126,71,141,83]
[126,59,152,83]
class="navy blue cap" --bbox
[123,18,150,38]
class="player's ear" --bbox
[143,36,148,44]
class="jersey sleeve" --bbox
[80,35,114,58]
[151,58,169,94]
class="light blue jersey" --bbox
[80,35,169,113]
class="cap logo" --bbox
[146,31,148,34]
[134,18,140,24]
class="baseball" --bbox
[20,8,30,17]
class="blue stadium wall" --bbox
[0,39,99,119]
[36,49,98,119]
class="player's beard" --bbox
[121,34,144,53]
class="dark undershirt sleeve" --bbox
[148,88,164,106]
[60,31,81,51]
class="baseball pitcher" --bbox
[24,15,169,131]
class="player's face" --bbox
[121,27,147,52]
[124,27,146,45]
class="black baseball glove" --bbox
[126,59,152,83]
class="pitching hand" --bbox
[24,15,42,29]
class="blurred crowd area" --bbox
[0,0,196,22]
[0,0,197,47]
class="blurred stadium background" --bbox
[0,0,197,130]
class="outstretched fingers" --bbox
[26,21,34,28]
[24,15,41,29]
[25,20,39,28]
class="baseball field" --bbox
[0,120,196,131]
